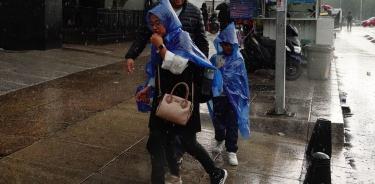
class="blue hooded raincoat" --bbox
[210,22,251,138]
[145,0,216,80]
[145,0,220,132]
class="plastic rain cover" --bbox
[145,0,216,80]
[210,22,251,138]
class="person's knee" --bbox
[147,132,167,170]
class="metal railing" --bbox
[62,7,143,43]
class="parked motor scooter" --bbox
[240,24,303,80]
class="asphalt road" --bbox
[335,26,375,183]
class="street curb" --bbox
[308,59,344,145]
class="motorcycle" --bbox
[240,24,303,80]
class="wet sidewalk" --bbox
[0,42,150,96]
[0,34,345,183]
[0,96,309,183]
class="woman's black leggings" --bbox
[147,128,218,184]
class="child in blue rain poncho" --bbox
[135,0,228,183]
[209,22,251,166]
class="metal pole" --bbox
[340,0,343,30]
[316,0,319,19]
[275,0,287,114]
[262,0,266,17]
[212,0,215,13]
[360,0,363,21]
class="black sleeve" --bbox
[125,24,153,59]
[193,10,209,58]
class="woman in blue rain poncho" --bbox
[209,22,251,166]
[135,0,227,183]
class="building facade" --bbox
[0,0,145,50]
[62,0,144,44]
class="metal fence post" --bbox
[275,0,287,114]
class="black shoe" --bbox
[210,168,228,184]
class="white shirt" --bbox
[147,51,189,87]
[175,8,183,16]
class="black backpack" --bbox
[196,68,214,103]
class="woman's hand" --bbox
[135,86,151,103]
[150,33,163,47]
[150,33,167,59]
[123,58,135,74]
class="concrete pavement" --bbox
[0,97,309,183]
[0,42,150,96]
[0,32,346,183]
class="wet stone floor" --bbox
[0,57,308,183]
[0,29,363,183]
[0,96,308,184]
[0,62,145,157]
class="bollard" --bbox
[304,152,331,184]
[306,118,332,160]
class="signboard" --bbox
[230,0,258,19]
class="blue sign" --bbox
[230,0,258,19]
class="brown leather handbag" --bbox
[155,67,194,126]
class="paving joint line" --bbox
[79,136,147,183]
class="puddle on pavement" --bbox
[0,63,144,157]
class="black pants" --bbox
[175,135,185,160]
[347,21,352,31]
[147,128,218,184]
[212,96,238,153]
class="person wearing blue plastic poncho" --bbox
[209,22,251,166]
[135,0,227,183]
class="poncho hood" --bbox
[145,0,217,88]
[210,22,251,138]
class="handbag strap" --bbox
[157,66,194,103]
[170,82,190,100]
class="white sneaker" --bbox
[212,140,225,153]
[165,173,182,184]
[227,152,238,166]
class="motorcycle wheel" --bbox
[285,62,302,81]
